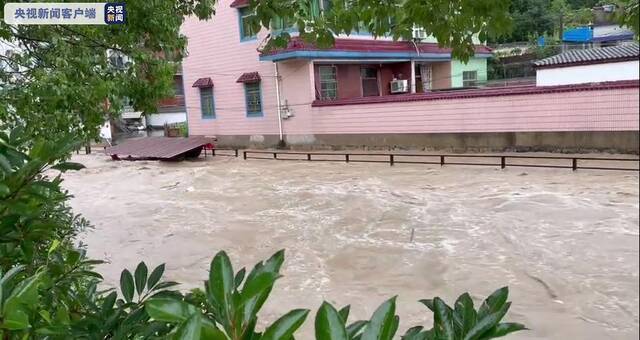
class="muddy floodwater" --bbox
[63,154,639,339]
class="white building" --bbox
[534,43,639,86]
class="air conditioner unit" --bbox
[412,25,426,40]
[390,79,409,94]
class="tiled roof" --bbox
[236,72,261,83]
[230,0,249,8]
[311,80,639,107]
[592,25,635,42]
[535,43,639,68]
[192,77,214,88]
[261,37,493,56]
[106,136,215,160]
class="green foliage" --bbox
[402,287,527,340]
[145,252,525,340]
[251,0,513,61]
[145,250,310,339]
[0,130,87,270]
[0,258,179,338]
[618,0,640,35]
[0,0,217,142]
[490,0,602,43]
[0,130,179,339]
[505,0,555,42]
[177,122,189,138]
[313,289,526,340]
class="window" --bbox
[122,97,134,111]
[311,0,334,16]
[462,71,478,87]
[174,76,184,96]
[239,7,256,41]
[311,1,366,31]
[271,16,295,32]
[244,83,263,117]
[418,64,432,92]
[319,66,337,100]
[321,0,333,13]
[200,87,215,119]
[361,67,380,97]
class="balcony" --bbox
[158,95,185,108]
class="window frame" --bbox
[462,70,478,87]
[270,15,296,33]
[238,7,257,42]
[244,82,263,117]
[174,76,185,96]
[360,66,380,97]
[199,87,215,119]
[318,65,338,101]
[311,1,369,34]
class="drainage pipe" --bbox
[274,63,284,143]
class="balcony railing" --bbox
[158,95,185,108]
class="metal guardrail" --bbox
[232,150,640,172]
[204,148,239,158]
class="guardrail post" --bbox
[572,158,577,171]
[243,151,247,160]
[389,154,394,166]
[440,155,445,167]
[235,149,239,157]
[273,152,277,159]
[345,154,349,163]
[501,156,506,169]
[307,153,311,161]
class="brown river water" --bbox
[63,153,639,339]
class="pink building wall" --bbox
[278,59,315,140]
[290,85,639,136]
[181,1,639,146]
[181,1,281,138]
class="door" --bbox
[420,64,432,92]
[361,67,380,97]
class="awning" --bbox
[230,0,249,8]
[259,37,493,62]
[236,72,261,83]
[192,77,213,88]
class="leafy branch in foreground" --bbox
[145,250,527,340]
[407,288,527,340]
[310,285,526,340]
[145,250,311,340]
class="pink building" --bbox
[181,0,640,153]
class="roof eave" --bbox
[260,50,492,62]
[535,56,639,69]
